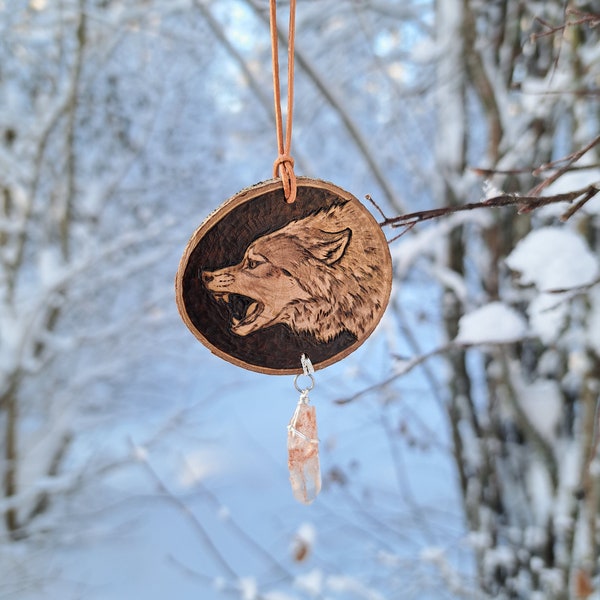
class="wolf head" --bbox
[202,202,385,342]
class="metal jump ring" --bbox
[294,373,315,393]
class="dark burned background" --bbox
[181,180,361,373]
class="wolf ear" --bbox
[308,228,352,265]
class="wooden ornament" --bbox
[175,177,392,375]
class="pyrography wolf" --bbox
[202,201,387,343]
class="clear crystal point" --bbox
[288,401,321,505]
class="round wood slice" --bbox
[175,177,392,375]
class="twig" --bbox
[559,186,599,221]
[528,133,600,195]
[181,456,292,583]
[371,184,600,233]
[136,452,238,581]
[335,335,547,406]
[530,10,600,42]
[473,164,600,177]
[518,88,600,96]
[335,343,453,405]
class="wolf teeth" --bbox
[234,303,257,327]
[231,302,262,330]
[245,302,259,318]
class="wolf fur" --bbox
[202,201,387,342]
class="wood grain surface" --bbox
[175,177,392,375]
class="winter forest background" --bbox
[2,0,600,599]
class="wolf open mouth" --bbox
[212,292,265,332]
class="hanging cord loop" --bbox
[269,0,297,204]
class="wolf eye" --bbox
[247,258,262,269]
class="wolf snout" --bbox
[202,269,236,288]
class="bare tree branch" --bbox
[371,184,600,234]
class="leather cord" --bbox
[269,0,297,204]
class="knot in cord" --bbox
[273,154,297,204]
[270,0,297,204]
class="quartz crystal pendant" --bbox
[288,396,321,504]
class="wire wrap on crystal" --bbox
[288,356,321,504]
[288,392,321,504]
